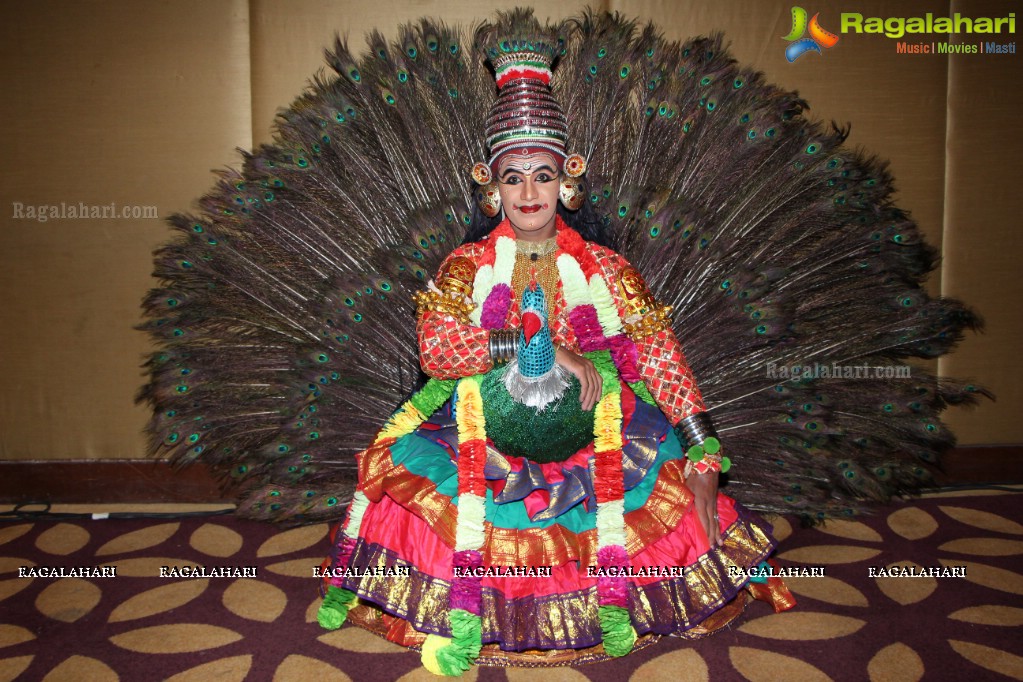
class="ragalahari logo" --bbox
[783,7,840,61]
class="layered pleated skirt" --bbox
[320,383,784,651]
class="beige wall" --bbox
[1,0,1019,461]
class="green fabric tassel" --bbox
[598,604,636,657]
[628,379,657,406]
[317,586,356,630]
[434,609,482,676]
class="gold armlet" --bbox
[618,264,672,340]
[413,290,475,323]
[624,304,673,340]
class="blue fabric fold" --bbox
[418,389,671,521]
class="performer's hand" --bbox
[688,470,722,548]
[555,347,602,411]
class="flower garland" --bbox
[474,231,515,329]
[590,350,638,656]
[421,376,487,676]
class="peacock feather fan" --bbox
[139,9,987,525]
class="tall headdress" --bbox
[471,35,587,216]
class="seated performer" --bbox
[318,37,792,675]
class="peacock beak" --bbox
[521,311,542,347]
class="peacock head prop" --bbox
[517,282,555,377]
[481,282,596,463]
[471,31,587,216]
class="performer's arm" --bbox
[632,332,707,426]
[599,250,706,426]
[415,249,495,379]
[601,249,723,546]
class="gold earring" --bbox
[564,153,586,178]
[559,176,584,211]
[471,162,492,185]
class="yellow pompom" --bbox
[421,633,452,676]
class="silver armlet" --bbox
[680,412,718,446]
[489,329,518,365]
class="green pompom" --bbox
[317,586,357,630]
[317,605,344,630]
[703,437,721,455]
[433,609,482,675]
[435,650,472,677]
[686,444,705,462]
[598,605,636,657]
[720,456,732,473]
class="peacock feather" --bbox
[139,9,987,525]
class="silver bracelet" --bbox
[489,329,518,364]
[679,412,718,446]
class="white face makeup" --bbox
[496,151,560,241]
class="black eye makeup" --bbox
[498,165,557,184]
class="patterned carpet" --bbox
[1,488,1021,681]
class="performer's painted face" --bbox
[496,152,560,239]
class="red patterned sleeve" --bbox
[593,246,706,426]
[415,246,494,380]
[631,332,707,425]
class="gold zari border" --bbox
[343,511,775,650]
